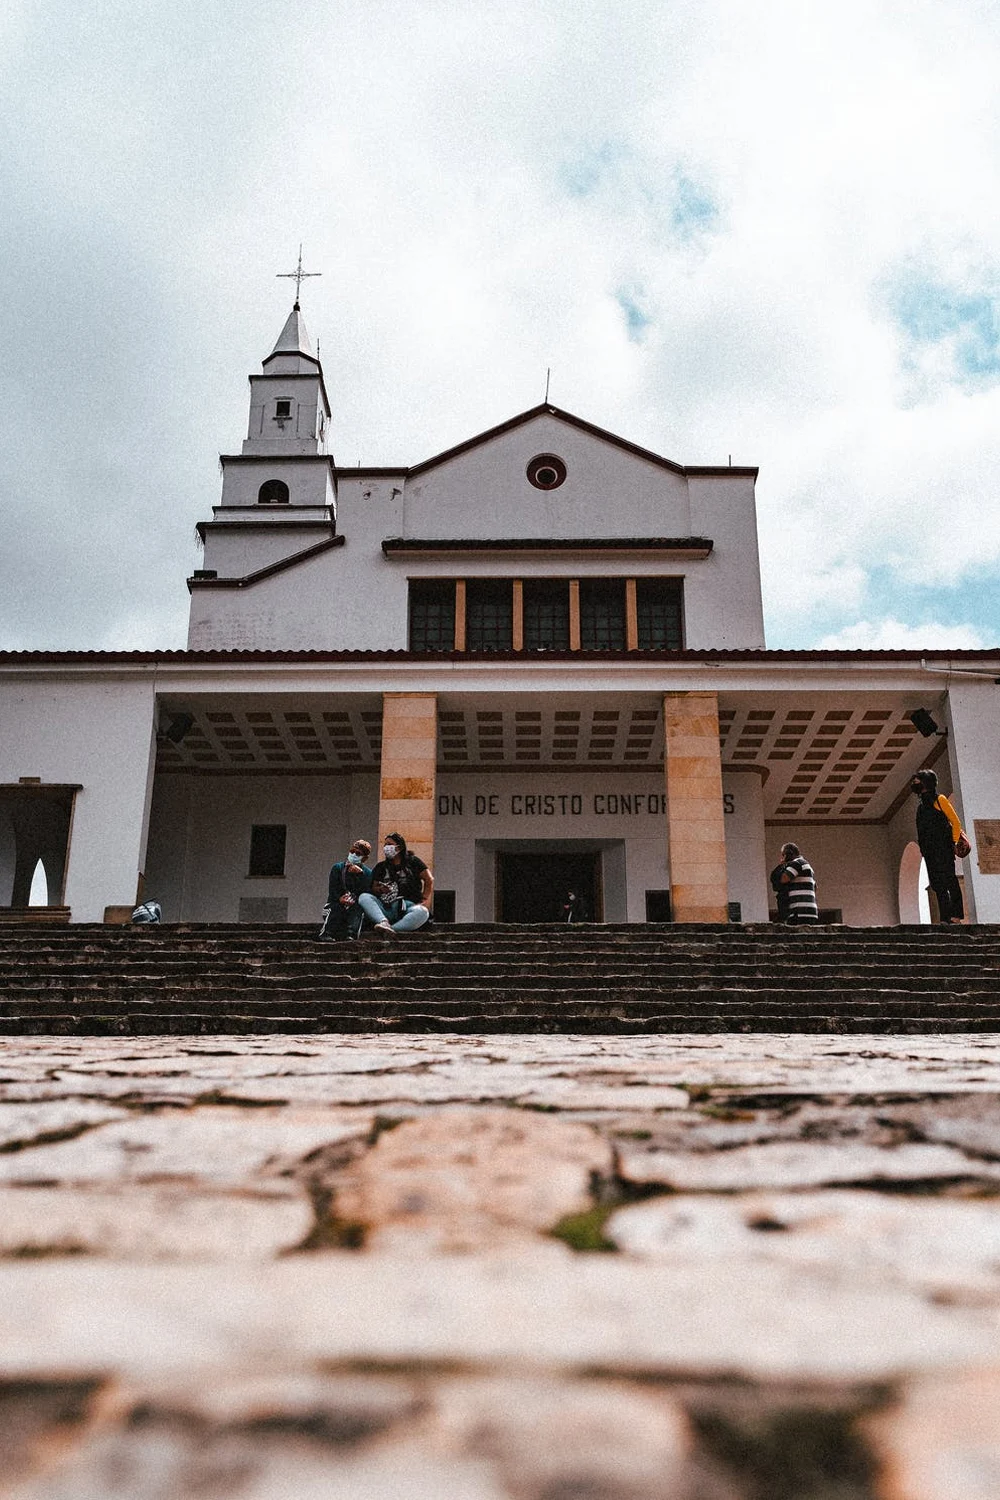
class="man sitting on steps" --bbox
[318,839,373,942]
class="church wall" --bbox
[188,492,763,656]
[944,680,1000,922]
[216,460,335,511]
[143,771,379,923]
[723,773,768,921]
[0,679,157,921]
[432,772,670,922]
[401,414,693,541]
[685,475,766,649]
[197,524,338,581]
[763,823,897,925]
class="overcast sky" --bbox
[3,0,1000,652]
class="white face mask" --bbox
[383,844,398,858]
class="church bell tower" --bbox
[216,300,335,511]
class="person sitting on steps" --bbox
[359,832,433,935]
[318,839,373,941]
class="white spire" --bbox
[261,303,321,378]
[269,303,315,360]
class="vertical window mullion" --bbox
[454,579,466,651]
[625,578,639,651]
[569,579,581,650]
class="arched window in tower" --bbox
[258,480,290,505]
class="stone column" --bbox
[377,693,438,867]
[663,691,728,923]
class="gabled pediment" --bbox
[407,403,694,478]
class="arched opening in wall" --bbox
[28,859,48,907]
[258,480,289,504]
[0,786,76,912]
[918,860,931,925]
[898,840,932,924]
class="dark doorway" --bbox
[497,850,602,923]
[0,785,77,910]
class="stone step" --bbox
[3,922,999,1034]
[4,988,1000,1014]
[2,1011,1000,1036]
[3,976,1000,1002]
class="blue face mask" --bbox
[347,851,364,865]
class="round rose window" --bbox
[526,454,567,490]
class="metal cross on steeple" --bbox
[276,245,321,308]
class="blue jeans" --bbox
[357,893,430,932]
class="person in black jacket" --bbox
[318,838,373,941]
[360,832,432,934]
[911,769,964,924]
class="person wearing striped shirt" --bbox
[776,842,819,923]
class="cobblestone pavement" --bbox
[4,1035,1000,1497]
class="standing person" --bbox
[560,890,588,923]
[318,838,373,941]
[360,832,433,935]
[911,769,966,924]
[776,843,819,923]
[769,860,791,923]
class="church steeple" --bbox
[240,301,331,457]
[263,302,319,371]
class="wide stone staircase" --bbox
[2,921,1000,1033]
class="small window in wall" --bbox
[409,581,456,651]
[523,579,570,650]
[645,890,672,923]
[274,400,292,419]
[636,578,683,650]
[433,890,456,923]
[467,580,513,652]
[258,480,290,504]
[248,824,286,877]
[580,579,626,650]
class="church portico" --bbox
[123,666,993,928]
[3,296,999,929]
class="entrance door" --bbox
[496,850,602,923]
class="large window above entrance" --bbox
[466,580,513,652]
[409,580,456,652]
[580,579,626,650]
[523,580,570,650]
[637,578,683,649]
[406,576,685,652]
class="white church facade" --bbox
[3,303,1000,926]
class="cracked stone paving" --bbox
[3,1035,1000,1496]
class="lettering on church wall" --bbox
[437,790,736,818]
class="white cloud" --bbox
[816,619,988,651]
[3,0,1000,647]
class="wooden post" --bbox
[453,580,466,652]
[569,579,581,651]
[625,578,639,651]
[512,579,524,651]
